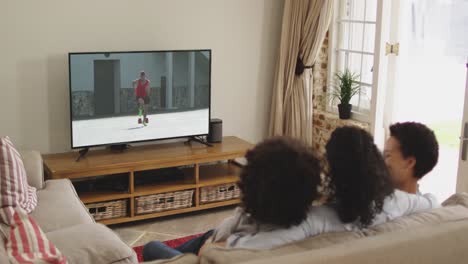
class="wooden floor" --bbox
[111,206,236,247]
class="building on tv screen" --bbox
[69,50,210,148]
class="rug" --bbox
[133,233,203,262]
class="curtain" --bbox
[268,0,333,144]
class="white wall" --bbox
[0,0,284,153]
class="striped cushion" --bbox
[4,207,67,264]
[0,137,37,224]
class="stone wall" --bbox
[173,85,210,109]
[311,34,370,157]
[71,91,94,118]
[313,111,370,155]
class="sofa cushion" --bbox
[19,150,45,190]
[364,204,468,235]
[0,137,37,222]
[363,193,468,235]
[200,231,363,264]
[241,220,468,264]
[4,208,67,264]
[30,179,94,233]
[442,192,468,207]
[46,223,136,264]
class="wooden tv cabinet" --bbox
[42,136,253,225]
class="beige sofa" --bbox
[196,194,468,264]
[3,151,468,264]
[0,151,138,264]
[239,220,468,264]
[156,195,468,264]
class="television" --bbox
[68,50,211,149]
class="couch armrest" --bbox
[20,150,45,190]
[46,223,137,264]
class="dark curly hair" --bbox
[239,137,321,227]
[326,126,394,227]
[389,122,439,179]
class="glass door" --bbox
[385,0,468,201]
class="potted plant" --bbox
[330,69,361,119]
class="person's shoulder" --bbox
[303,204,347,233]
[393,189,438,201]
[420,192,440,207]
[387,189,414,203]
[390,189,440,208]
[309,204,336,214]
[382,190,404,208]
[391,189,405,199]
[305,204,339,222]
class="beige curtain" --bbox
[269,0,333,144]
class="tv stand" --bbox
[109,144,130,152]
[43,136,252,225]
[186,136,213,147]
[75,148,89,162]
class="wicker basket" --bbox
[135,190,194,215]
[86,199,128,221]
[200,183,240,204]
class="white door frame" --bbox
[456,62,468,192]
[369,0,392,149]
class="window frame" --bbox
[326,0,379,123]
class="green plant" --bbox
[330,69,361,105]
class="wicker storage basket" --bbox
[200,183,240,204]
[86,199,128,221]
[135,190,194,215]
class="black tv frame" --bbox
[68,49,212,150]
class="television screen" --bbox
[69,50,211,148]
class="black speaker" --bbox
[208,118,223,143]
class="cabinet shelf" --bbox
[134,167,196,196]
[199,163,241,187]
[43,136,252,225]
[99,199,241,225]
[80,192,130,204]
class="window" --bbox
[328,0,378,121]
